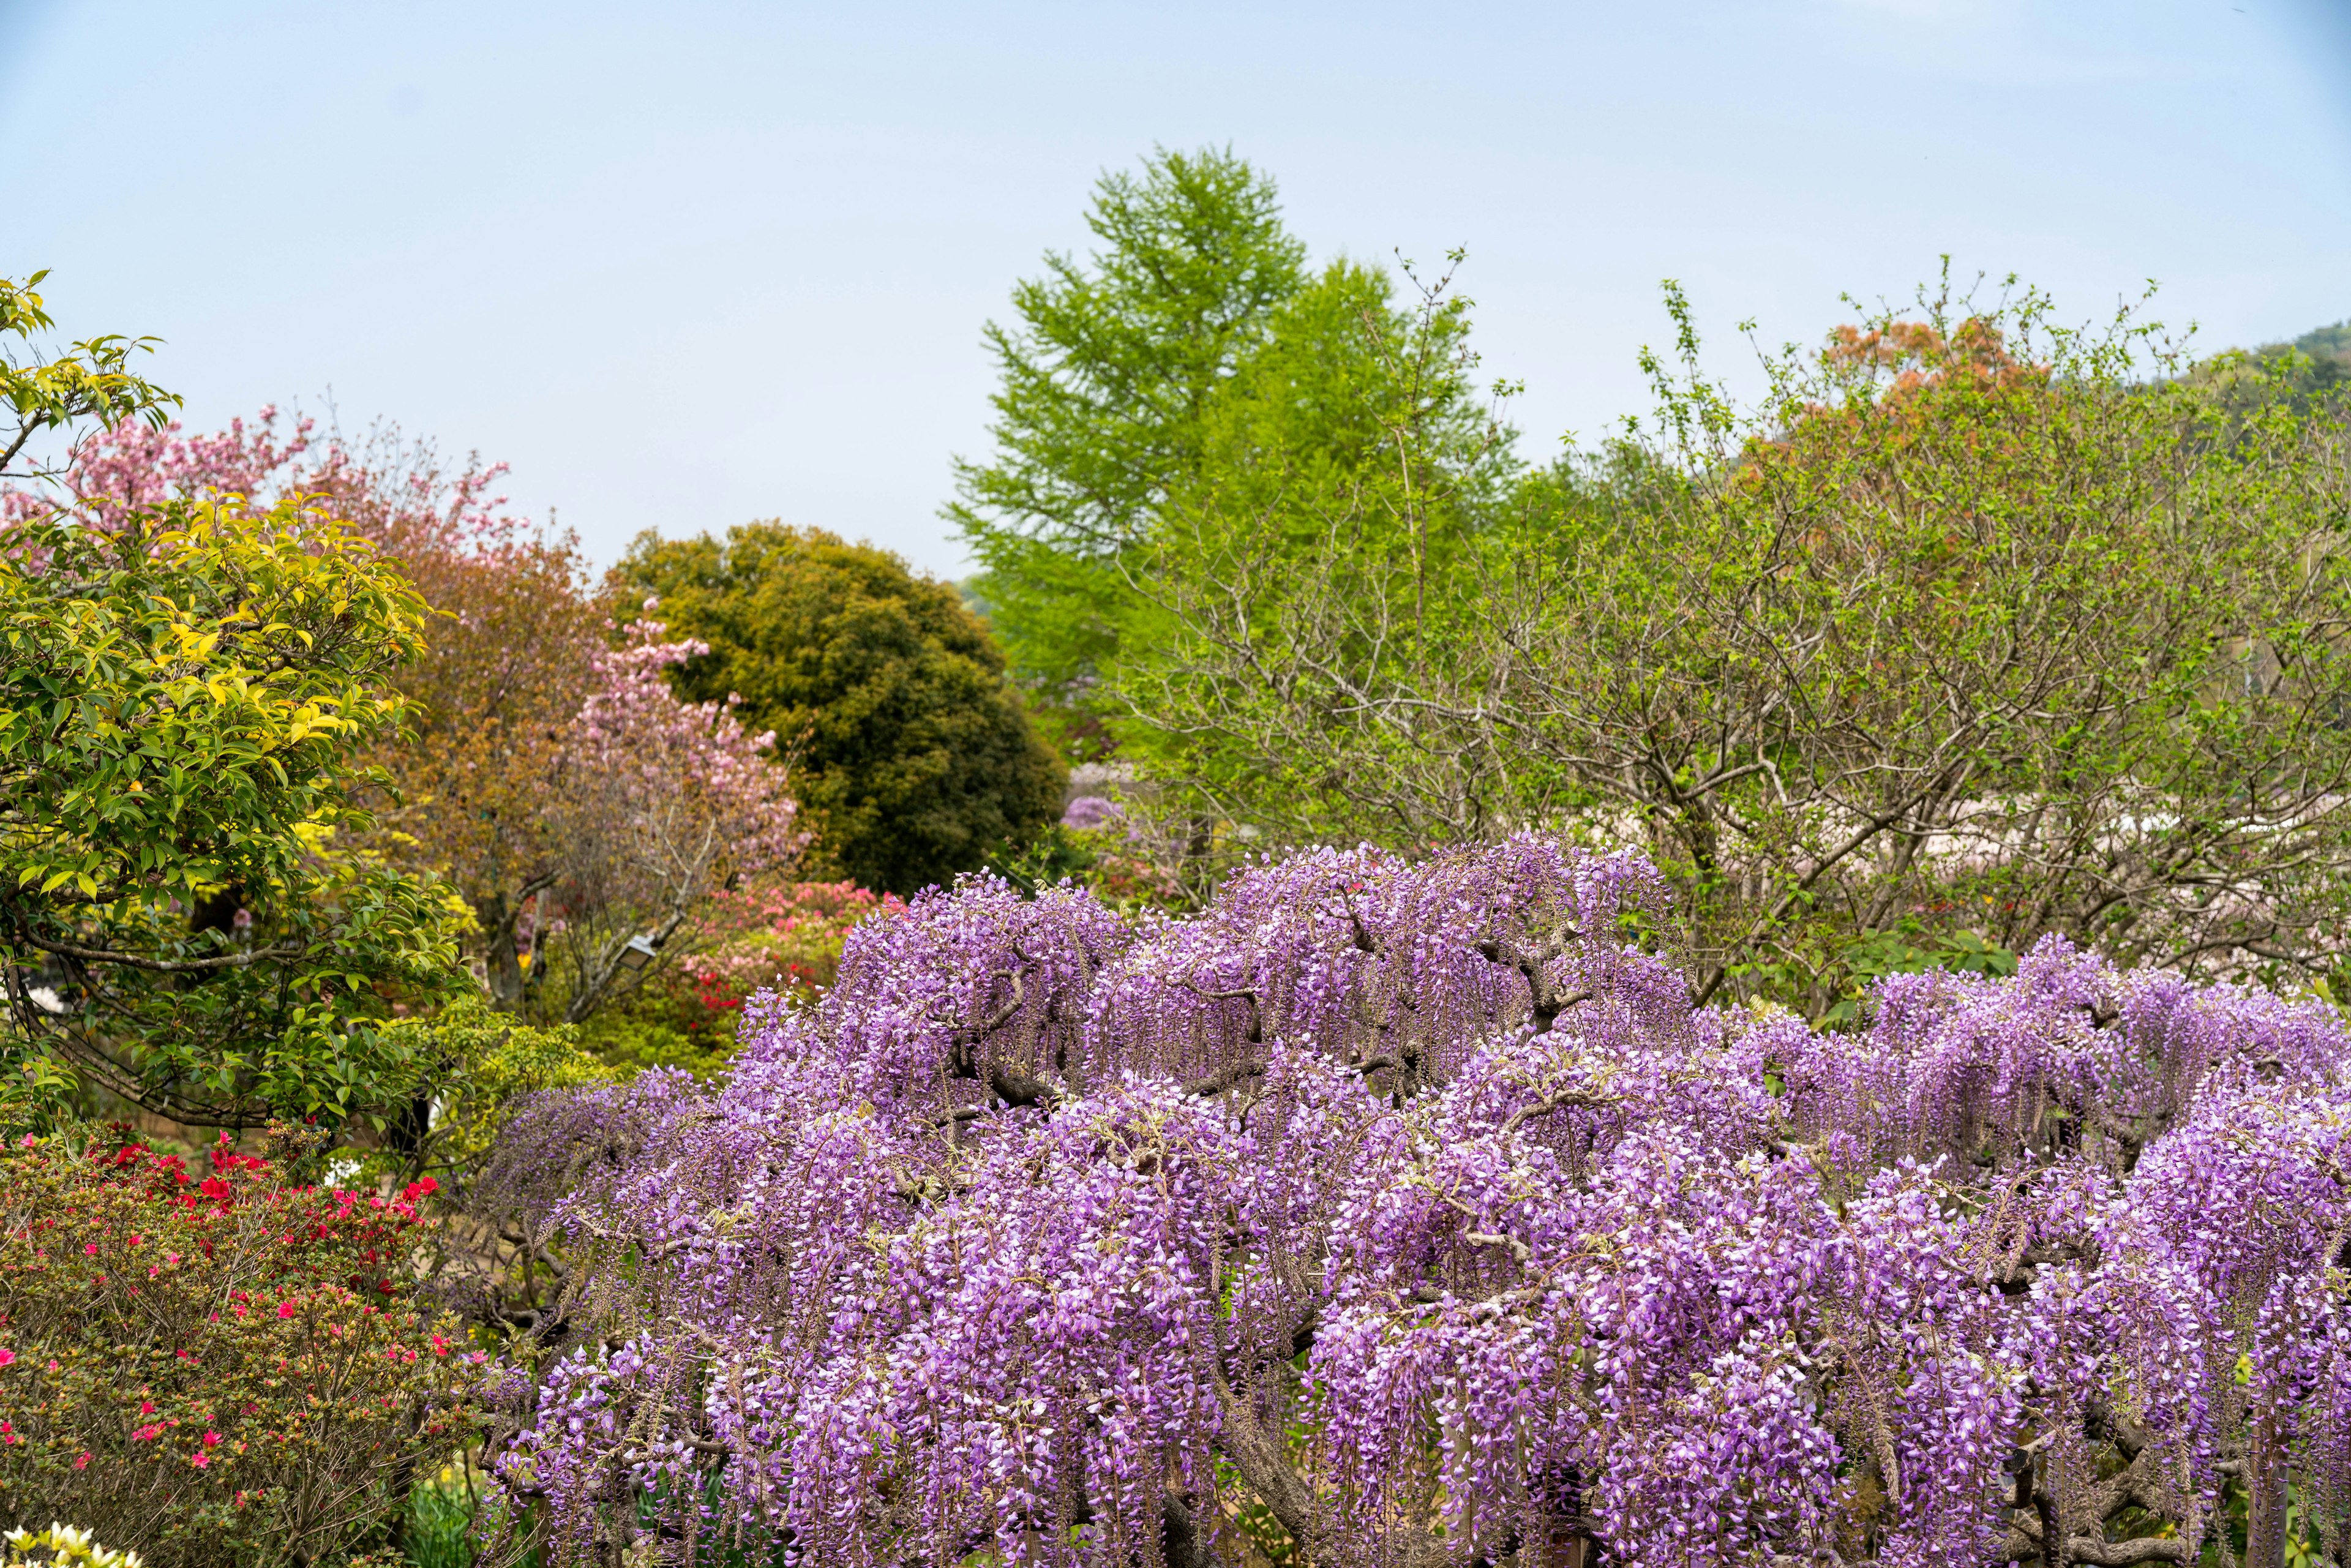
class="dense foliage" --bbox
[378,996,616,1193]
[0,495,464,1125]
[479,836,2351,1566]
[571,878,888,1076]
[611,521,1063,895]
[0,1127,481,1563]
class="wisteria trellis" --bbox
[481,837,2351,1566]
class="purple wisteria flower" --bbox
[480,837,2351,1567]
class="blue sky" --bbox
[4,0,2346,579]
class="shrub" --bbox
[382,997,618,1193]
[0,1127,482,1564]
[676,878,883,1010]
[486,837,2351,1566]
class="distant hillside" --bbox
[2289,319,2351,365]
[2177,314,2349,402]
[2250,317,2350,391]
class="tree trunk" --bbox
[2244,1407,2290,1568]
[1532,1463,1594,1568]
[481,890,527,1013]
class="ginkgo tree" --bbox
[0,276,465,1127]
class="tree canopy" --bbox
[611,520,1064,895]
[950,146,1308,746]
[26,408,806,1030]
[0,495,463,1125]
[1109,274,2351,1009]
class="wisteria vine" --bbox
[478,837,2351,1567]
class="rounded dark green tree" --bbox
[612,522,1065,895]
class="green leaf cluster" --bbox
[1100,263,2351,1011]
[0,271,178,482]
[379,994,615,1186]
[948,147,1307,748]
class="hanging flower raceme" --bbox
[479,836,2351,1567]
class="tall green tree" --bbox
[612,522,1064,895]
[948,147,1307,745]
[1109,256,1518,841]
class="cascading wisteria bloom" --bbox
[479,836,2351,1567]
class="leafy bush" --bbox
[381,997,617,1191]
[484,838,2351,1566]
[0,1126,482,1564]
[984,818,1181,912]
[396,1460,493,1568]
[678,877,884,1010]
[0,489,468,1129]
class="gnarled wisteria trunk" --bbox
[476,837,2351,1566]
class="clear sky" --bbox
[4,0,2346,579]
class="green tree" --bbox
[0,277,464,1127]
[0,497,465,1126]
[948,146,1307,746]
[1114,274,2351,1012]
[612,522,1064,895]
[1109,255,1519,852]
